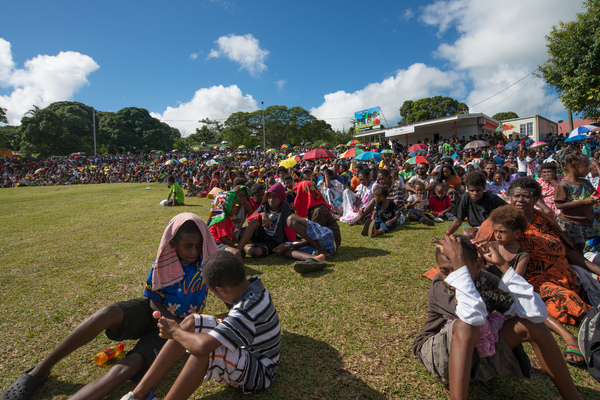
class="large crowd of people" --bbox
[3,129,600,399]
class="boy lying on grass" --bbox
[1,213,218,400]
[413,234,580,400]
[120,251,281,400]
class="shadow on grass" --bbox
[331,246,391,262]
[192,331,386,399]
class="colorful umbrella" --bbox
[165,159,179,165]
[156,150,164,154]
[238,145,246,149]
[530,141,547,149]
[354,151,381,161]
[266,148,277,154]
[35,168,45,174]
[346,139,360,146]
[408,143,427,152]
[339,148,364,159]
[279,158,297,168]
[319,143,329,148]
[408,150,427,157]
[179,158,188,162]
[219,146,229,150]
[380,149,393,154]
[495,124,516,132]
[302,149,335,160]
[407,156,430,165]
[281,144,290,149]
[564,132,589,143]
[569,125,598,136]
[463,140,489,150]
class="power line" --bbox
[479,75,537,113]
[468,70,536,109]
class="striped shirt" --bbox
[208,276,281,393]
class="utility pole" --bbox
[262,101,266,149]
[92,108,97,156]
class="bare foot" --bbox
[313,254,326,262]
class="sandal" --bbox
[1,368,47,400]
[562,344,586,367]
[294,258,326,274]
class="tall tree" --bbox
[20,102,95,157]
[97,107,180,153]
[537,0,600,120]
[0,107,8,124]
[398,96,468,125]
[492,111,519,121]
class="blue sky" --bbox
[0,0,585,135]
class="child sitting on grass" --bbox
[428,182,455,222]
[484,205,530,278]
[364,185,402,238]
[413,234,580,400]
[406,181,435,226]
[161,175,184,206]
[236,182,292,258]
[273,181,341,273]
[120,251,281,400]
[207,191,244,264]
[1,213,218,400]
[184,177,198,197]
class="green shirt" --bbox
[170,182,185,204]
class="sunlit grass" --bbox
[0,183,599,399]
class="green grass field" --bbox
[1,183,599,399]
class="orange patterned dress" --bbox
[477,210,590,325]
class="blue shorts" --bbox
[297,220,336,255]
[375,218,398,233]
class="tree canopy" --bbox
[398,96,468,126]
[492,111,519,121]
[537,0,600,120]
[0,107,7,124]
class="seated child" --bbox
[365,185,402,238]
[406,181,435,226]
[161,175,184,206]
[484,205,530,278]
[1,214,218,400]
[249,183,266,212]
[120,251,281,400]
[230,185,252,235]
[486,170,508,200]
[283,174,297,213]
[273,181,341,273]
[207,191,244,263]
[447,171,506,237]
[413,234,580,400]
[236,183,291,258]
[185,177,198,197]
[429,182,455,222]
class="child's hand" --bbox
[260,212,271,230]
[471,239,508,272]
[436,234,467,272]
[157,317,181,340]
[429,237,441,244]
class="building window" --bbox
[527,122,533,136]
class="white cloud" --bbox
[275,79,285,90]
[151,84,258,135]
[189,52,199,60]
[0,38,99,125]
[311,63,463,131]
[402,8,415,20]
[207,34,268,76]
[420,0,583,120]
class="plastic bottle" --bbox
[94,343,124,365]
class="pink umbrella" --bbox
[408,143,427,152]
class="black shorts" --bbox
[105,298,166,377]
[250,225,281,257]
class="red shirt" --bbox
[429,194,451,215]
[209,218,236,244]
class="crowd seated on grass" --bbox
[4,130,600,399]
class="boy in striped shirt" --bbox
[121,251,281,400]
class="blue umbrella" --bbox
[504,140,521,151]
[408,149,427,157]
[354,151,381,161]
[564,134,588,143]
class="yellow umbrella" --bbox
[279,158,297,168]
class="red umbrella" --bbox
[302,149,335,160]
[408,143,427,152]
